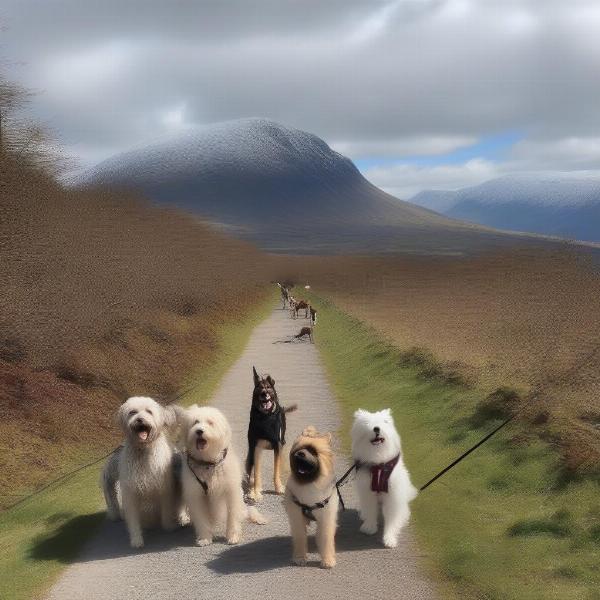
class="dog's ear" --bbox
[382,408,393,419]
[253,366,260,386]
[162,404,185,429]
[267,375,275,387]
[353,409,368,420]
[116,402,127,431]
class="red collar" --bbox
[366,454,400,493]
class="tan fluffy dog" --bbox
[284,426,338,568]
[181,405,266,546]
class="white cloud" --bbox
[331,135,476,158]
[364,158,500,198]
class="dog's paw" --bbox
[360,522,378,535]
[129,536,144,549]
[382,533,398,548]
[293,556,307,566]
[320,557,336,569]
[227,533,241,545]
[195,537,212,547]
[178,511,191,526]
[247,490,263,502]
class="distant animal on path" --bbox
[277,282,290,309]
[101,396,182,548]
[294,299,310,319]
[246,366,297,500]
[351,408,418,548]
[284,426,338,568]
[181,404,266,546]
[294,307,317,342]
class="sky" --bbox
[1,0,600,198]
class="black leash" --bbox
[334,415,515,508]
[419,415,515,491]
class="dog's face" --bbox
[289,426,334,485]
[118,396,172,446]
[183,405,231,461]
[252,367,278,414]
[351,408,401,463]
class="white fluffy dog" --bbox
[181,404,266,546]
[101,396,181,548]
[351,408,418,548]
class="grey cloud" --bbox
[1,0,599,186]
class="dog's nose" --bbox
[195,428,204,436]
[295,450,306,459]
[135,417,144,424]
[373,426,380,434]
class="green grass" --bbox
[0,291,275,600]
[308,293,600,600]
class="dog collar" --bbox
[186,448,228,495]
[354,454,400,493]
[291,488,335,522]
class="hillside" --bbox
[412,173,600,243]
[78,119,531,255]
[0,152,268,508]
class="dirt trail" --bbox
[47,303,437,599]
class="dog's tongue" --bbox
[138,430,149,441]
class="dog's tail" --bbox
[283,403,298,414]
[246,505,267,525]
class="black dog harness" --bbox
[186,448,228,495]
[292,489,334,522]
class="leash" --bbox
[334,415,515,508]
[186,448,228,495]
[419,415,514,491]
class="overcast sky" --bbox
[2,0,600,197]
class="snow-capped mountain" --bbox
[78,118,538,254]
[411,173,600,243]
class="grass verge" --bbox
[0,291,275,600]
[308,293,600,600]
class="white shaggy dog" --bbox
[101,396,181,548]
[351,408,418,548]
[181,404,266,546]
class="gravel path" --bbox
[47,303,438,599]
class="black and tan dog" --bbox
[246,367,297,500]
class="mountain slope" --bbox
[79,119,533,254]
[412,173,600,243]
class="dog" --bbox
[246,367,297,500]
[351,408,418,548]
[294,299,310,319]
[284,426,338,568]
[101,396,182,548]
[181,404,266,546]
[288,296,298,318]
[277,282,290,309]
[294,307,317,343]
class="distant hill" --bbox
[79,118,545,254]
[411,173,600,243]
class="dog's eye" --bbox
[207,419,214,426]
[194,420,199,426]
[128,410,136,417]
[146,409,153,416]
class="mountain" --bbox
[78,118,537,254]
[411,173,600,243]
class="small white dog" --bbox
[351,408,418,548]
[181,404,266,546]
[101,396,182,548]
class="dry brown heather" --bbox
[0,154,270,507]
[277,249,600,473]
